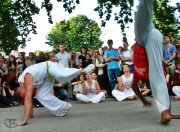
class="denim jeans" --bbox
[107,68,121,90]
[1,95,17,105]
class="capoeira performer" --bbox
[112,64,136,101]
[131,0,172,124]
[15,61,95,126]
[76,72,106,104]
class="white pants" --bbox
[135,0,170,113]
[76,92,105,103]
[73,84,83,94]
[35,61,82,116]
[112,89,135,101]
[172,86,180,96]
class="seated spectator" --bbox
[1,82,18,106]
[112,64,136,101]
[137,79,150,96]
[172,61,180,100]
[53,81,68,100]
[76,72,106,104]
[72,74,85,95]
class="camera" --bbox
[5,82,9,86]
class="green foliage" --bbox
[46,15,103,52]
[153,0,180,44]
[43,50,51,54]
[0,0,39,54]
[34,50,41,56]
[1,0,179,54]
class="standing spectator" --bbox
[7,55,18,88]
[96,47,111,95]
[80,53,93,68]
[79,46,87,67]
[69,51,77,68]
[49,50,57,62]
[16,52,26,77]
[25,52,36,67]
[74,52,80,68]
[36,51,45,63]
[121,42,134,73]
[0,56,8,86]
[55,43,73,99]
[44,53,50,61]
[176,37,180,61]
[118,46,124,75]
[89,49,94,60]
[104,39,120,92]
[103,46,108,52]
[163,35,176,80]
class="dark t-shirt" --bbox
[1,86,14,98]
[36,59,46,64]
[79,55,86,62]
[82,59,93,68]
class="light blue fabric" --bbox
[163,44,176,64]
[104,49,120,70]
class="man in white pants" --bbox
[15,61,95,126]
[112,64,135,101]
[76,72,106,104]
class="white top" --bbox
[122,73,133,88]
[122,50,133,65]
[55,51,71,68]
[18,62,47,87]
[85,80,96,93]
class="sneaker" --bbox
[60,102,72,117]
[84,64,95,73]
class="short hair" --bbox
[107,39,113,44]
[123,64,130,68]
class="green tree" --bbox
[34,50,40,56]
[0,0,39,53]
[46,15,103,52]
[1,0,179,54]
[153,0,180,44]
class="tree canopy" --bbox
[0,0,179,54]
[46,15,103,51]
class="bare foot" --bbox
[15,120,27,126]
[83,100,91,104]
[174,96,180,100]
[171,114,180,119]
[160,110,171,124]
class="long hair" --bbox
[8,55,17,68]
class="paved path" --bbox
[0,97,180,132]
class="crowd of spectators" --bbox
[0,35,180,107]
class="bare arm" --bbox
[16,73,33,126]
[90,81,101,94]
[117,76,124,91]
[82,82,88,95]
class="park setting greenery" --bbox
[0,0,179,54]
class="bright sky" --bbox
[18,0,178,54]
[18,0,137,54]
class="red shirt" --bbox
[133,42,149,81]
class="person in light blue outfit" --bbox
[104,39,120,93]
[163,35,176,80]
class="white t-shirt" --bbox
[55,51,71,68]
[122,50,133,65]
